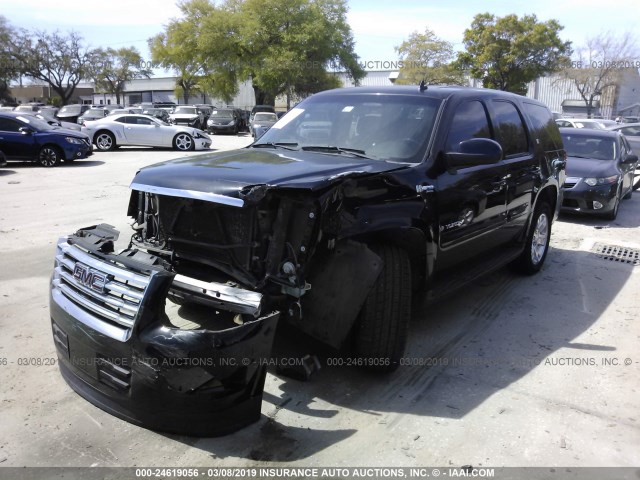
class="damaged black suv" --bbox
[49,86,565,436]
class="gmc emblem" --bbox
[73,263,108,293]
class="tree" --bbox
[150,0,364,106]
[149,10,211,104]
[0,16,18,103]
[559,32,638,118]
[5,28,93,105]
[457,13,571,95]
[394,28,465,86]
[88,47,151,105]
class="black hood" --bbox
[565,156,618,178]
[130,148,404,201]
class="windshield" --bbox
[59,105,82,115]
[254,93,442,163]
[174,107,197,115]
[16,115,53,130]
[561,133,617,160]
[574,120,605,130]
[254,112,277,122]
[210,110,234,119]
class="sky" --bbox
[1,0,639,74]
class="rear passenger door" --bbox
[488,100,537,236]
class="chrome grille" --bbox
[52,239,151,341]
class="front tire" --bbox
[173,133,194,151]
[605,187,621,220]
[94,131,116,151]
[512,202,551,275]
[353,244,411,372]
[38,146,61,167]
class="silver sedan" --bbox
[82,114,212,152]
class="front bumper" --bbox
[49,225,279,436]
[194,138,212,150]
[208,124,237,134]
[62,141,93,160]
[561,178,618,215]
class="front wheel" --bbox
[38,146,61,167]
[173,133,194,151]
[94,131,116,151]
[353,244,411,372]
[512,202,551,275]
[604,188,620,220]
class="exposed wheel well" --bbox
[536,185,558,217]
[349,227,427,291]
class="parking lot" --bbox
[0,134,639,468]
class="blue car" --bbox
[0,111,92,167]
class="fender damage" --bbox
[49,150,424,436]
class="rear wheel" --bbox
[38,146,61,167]
[353,244,411,372]
[512,202,551,274]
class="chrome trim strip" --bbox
[130,182,244,208]
[172,274,262,316]
[58,281,135,328]
[51,283,130,342]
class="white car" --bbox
[555,118,608,130]
[82,114,211,151]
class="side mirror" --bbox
[445,138,503,168]
[19,126,33,135]
[622,153,638,164]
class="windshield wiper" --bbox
[252,142,299,151]
[301,145,371,159]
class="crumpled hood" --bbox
[130,148,405,202]
[565,156,618,178]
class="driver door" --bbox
[124,116,163,145]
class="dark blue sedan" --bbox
[0,111,92,167]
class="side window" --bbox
[0,118,22,132]
[620,126,640,136]
[114,117,127,124]
[445,100,492,152]
[556,120,571,128]
[491,100,528,157]
[621,136,631,154]
[136,117,155,125]
[522,102,563,152]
